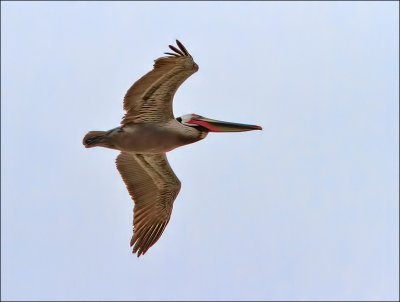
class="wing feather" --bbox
[168,44,185,56]
[164,52,180,57]
[176,39,190,56]
[116,152,181,257]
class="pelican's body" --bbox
[85,120,206,154]
[83,40,261,257]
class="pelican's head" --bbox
[176,114,262,132]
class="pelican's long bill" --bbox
[185,115,262,132]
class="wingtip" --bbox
[168,44,185,56]
[175,39,189,56]
[164,52,179,57]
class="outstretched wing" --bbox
[121,40,199,125]
[116,152,181,257]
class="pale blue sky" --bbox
[1,1,398,301]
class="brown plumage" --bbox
[83,40,262,257]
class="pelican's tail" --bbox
[83,131,108,148]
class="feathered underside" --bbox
[121,40,199,125]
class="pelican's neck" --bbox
[173,120,208,145]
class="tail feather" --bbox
[83,131,107,148]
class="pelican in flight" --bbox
[83,40,262,257]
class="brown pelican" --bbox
[83,40,262,257]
